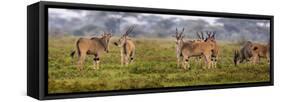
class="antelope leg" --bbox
[187,60,190,70]
[93,58,96,70]
[203,54,211,69]
[267,54,270,64]
[96,59,100,69]
[130,50,135,64]
[198,56,202,67]
[182,60,186,70]
[125,55,129,66]
[77,53,86,71]
[214,57,217,68]
[96,54,100,69]
[252,54,258,64]
[177,58,181,68]
[121,50,124,66]
[183,57,189,70]
[211,57,216,69]
[207,58,211,69]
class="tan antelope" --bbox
[205,31,219,68]
[70,32,112,70]
[191,32,208,64]
[114,26,136,66]
[251,43,270,64]
[173,28,185,68]
[174,30,206,68]
[188,31,219,68]
[174,28,215,70]
[234,41,269,65]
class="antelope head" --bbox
[114,26,135,47]
[173,28,185,45]
[101,32,112,53]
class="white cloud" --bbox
[139,13,218,25]
[49,8,87,20]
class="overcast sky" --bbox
[49,8,219,25]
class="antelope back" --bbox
[251,43,269,57]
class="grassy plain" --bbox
[48,36,270,94]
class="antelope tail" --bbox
[70,38,81,58]
[70,50,76,58]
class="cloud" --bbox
[49,8,87,20]
[49,8,218,25]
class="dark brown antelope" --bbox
[174,28,215,70]
[234,41,269,65]
[114,26,136,66]
[70,32,112,70]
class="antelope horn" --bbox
[212,31,216,38]
[124,26,135,36]
[206,31,211,37]
[200,32,204,40]
[180,28,184,37]
[175,28,179,37]
[196,32,202,39]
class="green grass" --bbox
[48,36,270,94]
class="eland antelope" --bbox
[174,28,215,70]
[114,26,136,66]
[190,31,219,68]
[234,41,269,65]
[70,32,112,70]
[205,31,219,68]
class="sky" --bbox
[49,8,219,25]
[48,8,270,42]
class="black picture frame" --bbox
[27,1,274,100]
